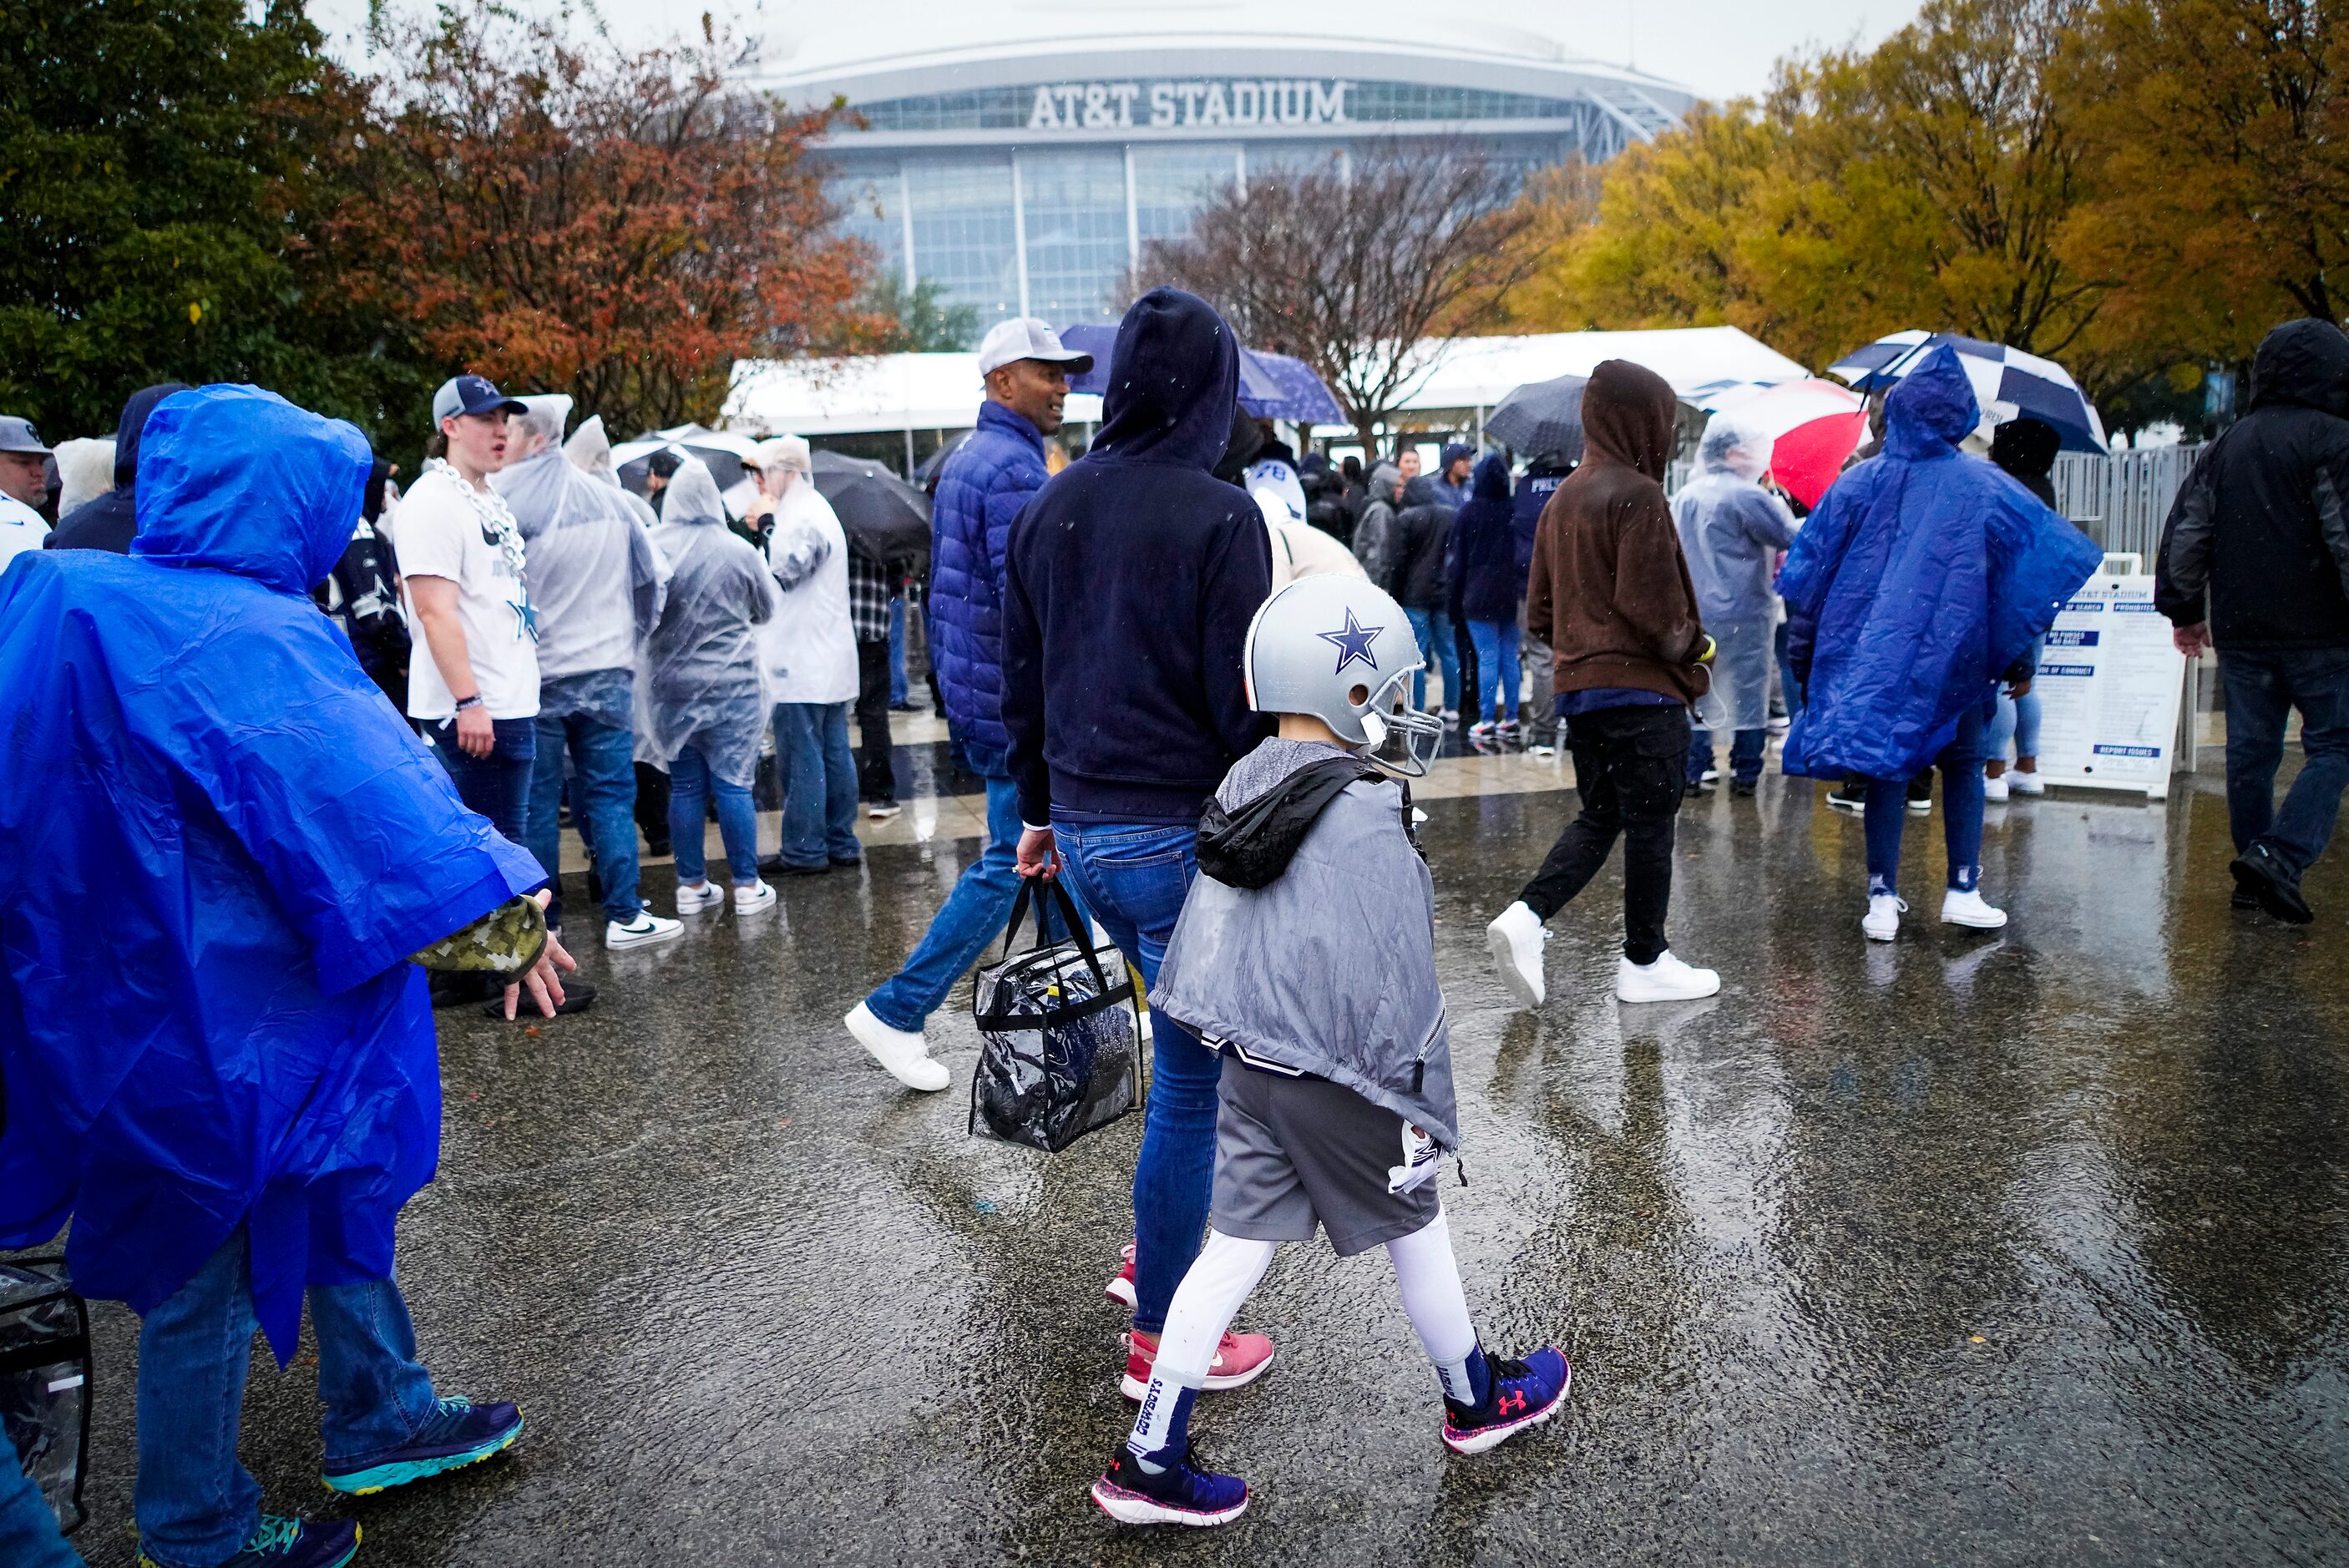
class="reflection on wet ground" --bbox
[57,763,2349,1565]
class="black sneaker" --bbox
[1825,787,1866,815]
[2231,844,2313,923]
[2233,887,2260,911]
[1683,778,1713,798]
[1730,777,1758,798]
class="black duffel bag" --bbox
[969,878,1144,1153]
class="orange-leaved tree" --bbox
[320,4,882,443]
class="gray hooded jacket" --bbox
[1149,738,1458,1149]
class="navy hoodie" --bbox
[1003,288,1276,827]
[1445,453,1523,624]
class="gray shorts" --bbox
[1210,1063,1440,1256]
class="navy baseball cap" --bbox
[431,374,527,426]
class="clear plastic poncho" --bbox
[638,460,777,788]
[1675,410,1800,731]
[494,398,668,687]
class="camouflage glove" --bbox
[410,895,548,974]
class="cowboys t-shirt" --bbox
[391,467,540,721]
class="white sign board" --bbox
[2031,574,2186,799]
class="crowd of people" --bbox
[3,300,2346,1562]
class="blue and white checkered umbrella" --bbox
[1826,331,2108,453]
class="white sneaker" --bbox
[843,1001,949,1092]
[674,881,726,915]
[1940,888,2008,929]
[1982,771,2010,802]
[732,881,777,915]
[1863,893,1906,942]
[1486,901,1549,1008]
[1615,949,1720,1003]
[2008,769,2045,797]
[607,911,684,950]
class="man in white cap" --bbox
[842,318,1092,1090]
[0,416,53,569]
[748,434,866,876]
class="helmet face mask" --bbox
[1355,665,1444,777]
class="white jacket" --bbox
[758,480,859,705]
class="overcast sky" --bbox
[308,1,1923,103]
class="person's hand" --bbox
[502,890,578,1019]
[2174,622,2210,658]
[2006,676,2033,700]
[1016,826,1061,880]
[455,705,495,757]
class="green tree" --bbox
[860,271,982,352]
[0,0,421,442]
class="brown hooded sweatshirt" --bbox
[1526,359,1711,703]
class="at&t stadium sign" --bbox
[1027,79,1354,131]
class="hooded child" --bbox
[0,385,570,1568]
[1778,345,2101,941]
[1486,361,1723,1009]
[1091,575,1568,1528]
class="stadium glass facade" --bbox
[767,46,1692,342]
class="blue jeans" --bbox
[1689,726,1768,783]
[865,776,1080,1031]
[1467,617,1521,722]
[134,1232,437,1568]
[526,711,641,928]
[669,745,762,887]
[424,716,537,847]
[1403,608,1462,713]
[1863,695,1989,894]
[888,596,909,706]
[1983,687,2043,761]
[2221,645,2349,875]
[1050,821,1220,1335]
[773,701,861,867]
[0,1453,79,1567]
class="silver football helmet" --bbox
[1243,574,1445,776]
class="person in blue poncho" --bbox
[0,385,574,1568]
[1779,346,2102,943]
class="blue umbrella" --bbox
[1826,331,2108,453]
[1057,325,1345,426]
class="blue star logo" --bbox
[1318,609,1383,675]
[510,595,539,644]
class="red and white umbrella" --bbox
[1720,379,1870,509]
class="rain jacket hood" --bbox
[1151,738,1457,1149]
[1582,359,1678,480]
[1091,287,1239,467]
[1778,344,2103,779]
[2250,317,2349,417]
[132,385,368,594]
[47,382,193,554]
[0,384,544,1360]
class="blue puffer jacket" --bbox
[929,400,1049,766]
[1779,345,2103,781]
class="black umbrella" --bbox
[913,434,967,489]
[810,449,930,564]
[1486,373,1588,463]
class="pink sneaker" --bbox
[1105,1243,1137,1309]
[1121,1328,1276,1400]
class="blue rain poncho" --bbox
[1778,346,2102,780]
[0,385,545,1361]
[641,460,777,788]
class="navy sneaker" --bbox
[321,1397,524,1495]
[140,1515,360,1568]
[1090,1442,1248,1527]
[1442,1347,1571,1455]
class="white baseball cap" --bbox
[976,318,1095,377]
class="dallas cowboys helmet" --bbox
[1243,574,1446,776]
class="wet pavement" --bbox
[47,751,2349,1565]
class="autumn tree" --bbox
[1135,139,1544,451]
[324,5,881,450]
[2063,0,2349,366]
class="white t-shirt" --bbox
[389,466,540,720]
[0,495,50,574]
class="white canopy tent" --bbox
[718,326,1806,458]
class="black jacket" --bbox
[46,382,189,554]
[1003,288,1276,827]
[1385,475,1455,610]
[1446,454,1523,623]
[2157,319,2349,648]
